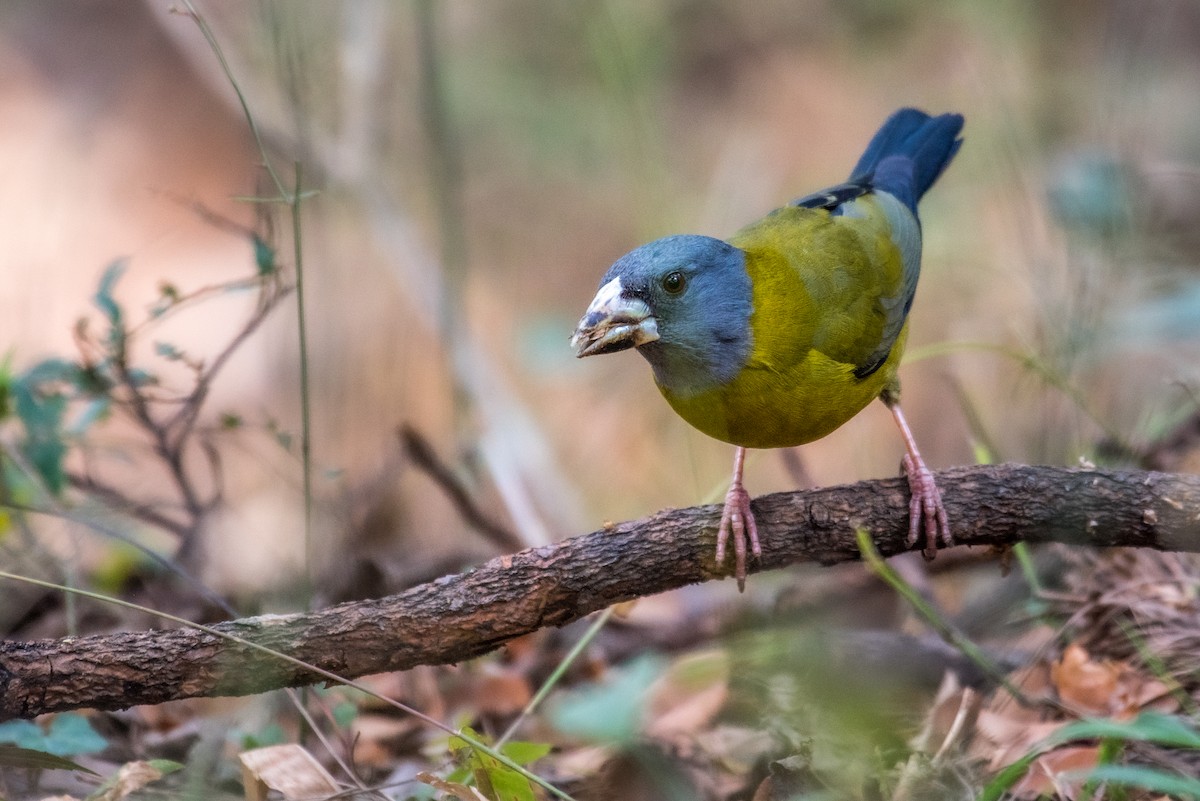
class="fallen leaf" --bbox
[239,744,339,801]
[472,664,533,717]
[93,761,174,801]
[348,713,421,769]
[416,771,490,800]
[988,662,1056,724]
[1051,643,1180,718]
[1052,644,1122,716]
[973,710,1067,771]
[1010,745,1099,799]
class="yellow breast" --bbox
[660,325,906,448]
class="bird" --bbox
[571,108,963,590]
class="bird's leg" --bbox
[884,397,952,559]
[716,446,760,591]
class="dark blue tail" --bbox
[850,108,964,212]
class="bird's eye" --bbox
[661,271,687,295]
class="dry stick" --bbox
[398,424,525,553]
[2,464,1199,721]
[75,266,289,559]
[63,473,191,537]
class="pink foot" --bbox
[716,482,761,591]
[901,453,952,559]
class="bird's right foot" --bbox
[901,453,952,559]
[717,481,760,592]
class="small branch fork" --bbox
[1,464,1198,720]
[68,256,291,559]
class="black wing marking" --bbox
[790,181,871,212]
[852,350,891,380]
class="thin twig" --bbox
[399,423,524,552]
[165,274,288,438]
[495,607,616,748]
[176,0,291,201]
[64,472,190,537]
[857,529,1032,705]
[933,687,981,763]
[288,162,316,594]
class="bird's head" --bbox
[571,234,753,394]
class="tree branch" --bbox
[2,464,1198,720]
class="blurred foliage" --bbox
[444,726,552,801]
[548,654,665,745]
[0,745,97,776]
[5,357,110,498]
[0,713,107,758]
[4,1,1200,798]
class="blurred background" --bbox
[5,1,1200,797]
[2,0,1199,607]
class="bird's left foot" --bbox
[716,482,760,592]
[901,453,952,559]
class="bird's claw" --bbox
[717,483,761,592]
[901,454,952,559]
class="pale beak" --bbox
[571,277,660,357]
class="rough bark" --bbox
[2,464,1198,720]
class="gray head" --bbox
[571,234,753,395]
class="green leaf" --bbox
[69,397,111,436]
[482,751,537,801]
[40,713,108,757]
[236,722,286,750]
[0,460,34,509]
[500,741,551,767]
[982,712,1200,801]
[73,364,112,396]
[15,356,108,463]
[1052,712,1200,749]
[0,745,97,775]
[91,542,152,595]
[93,260,127,327]
[332,701,357,728]
[0,353,13,421]
[979,750,1041,801]
[548,654,664,745]
[123,368,157,388]
[970,439,996,466]
[448,726,482,760]
[448,727,539,801]
[149,282,180,318]
[12,378,68,495]
[21,358,83,386]
[252,235,277,276]
[146,759,184,775]
[1084,763,1200,797]
[154,342,185,361]
[0,720,43,748]
[0,715,106,758]
[445,763,472,785]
